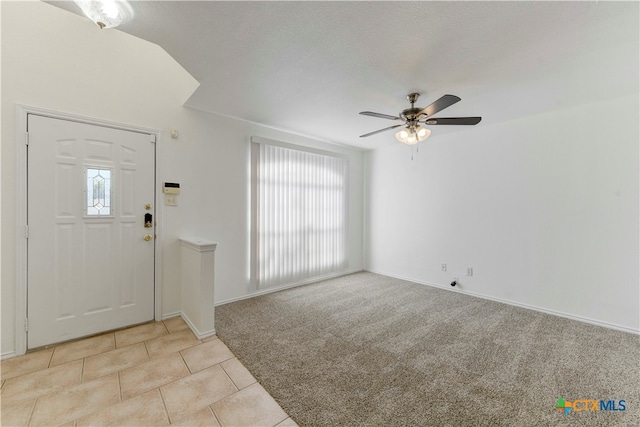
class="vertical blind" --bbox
[255,142,349,288]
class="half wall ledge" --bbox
[180,237,218,339]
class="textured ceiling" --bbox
[47,1,639,149]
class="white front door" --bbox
[27,114,156,348]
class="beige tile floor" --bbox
[1,317,297,427]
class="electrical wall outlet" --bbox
[466,267,473,276]
[441,263,447,272]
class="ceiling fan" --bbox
[359,93,481,144]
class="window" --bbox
[85,167,112,216]
[252,138,349,288]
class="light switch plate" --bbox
[165,195,177,206]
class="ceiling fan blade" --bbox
[422,117,482,125]
[417,94,461,118]
[359,111,403,121]
[360,124,403,138]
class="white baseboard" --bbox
[365,269,640,335]
[1,351,17,361]
[163,312,215,340]
[161,311,182,321]
[214,268,364,307]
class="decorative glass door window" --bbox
[85,167,112,216]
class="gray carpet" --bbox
[215,272,640,426]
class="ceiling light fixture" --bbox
[395,124,431,145]
[360,93,481,145]
[74,0,133,29]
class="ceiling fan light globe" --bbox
[405,134,417,145]
[395,129,409,143]
[417,127,431,141]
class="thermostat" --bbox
[163,182,180,194]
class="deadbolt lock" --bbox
[145,204,152,210]
[144,234,153,241]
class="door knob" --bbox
[144,234,153,241]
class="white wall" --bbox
[365,94,639,332]
[160,109,365,308]
[1,1,364,356]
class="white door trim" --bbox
[15,105,164,355]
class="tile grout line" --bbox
[122,350,191,401]
[80,357,85,383]
[177,347,195,375]
[152,355,238,424]
[157,386,173,424]
[64,342,127,425]
[209,404,224,426]
[73,370,120,426]
[217,360,240,417]
[143,340,151,360]
[73,364,126,425]
[117,370,123,402]
[219,360,242,391]
[161,321,170,335]
[116,324,168,349]
[24,397,37,427]
[47,347,55,369]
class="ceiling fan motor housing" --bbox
[402,93,423,120]
[400,107,422,121]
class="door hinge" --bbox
[25,225,29,239]
[24,318,29,332]
[25,132,30,145]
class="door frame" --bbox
[15,105,164,355]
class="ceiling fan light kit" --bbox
[395,125,431,145]
[73,0,133,29]
[360,93,482,145]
